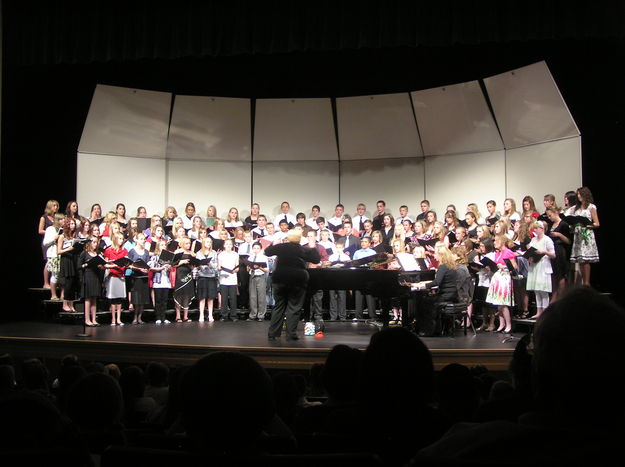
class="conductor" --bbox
[265,229,321,340]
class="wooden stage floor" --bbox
[0,320,519,370]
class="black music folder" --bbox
[562,215,593,227]
[417,237,438,249]
[244,258,268,269]
[136,218,150,232]
[473,255,498,271]
[132,259,150,270]
[86,254,107,268]
[522,246,545,261]
[158,249,181,265]
[112,257,132,267]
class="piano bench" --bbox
[440,302,473,337]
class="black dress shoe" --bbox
[267,335,279,341]
[286,334,299,341]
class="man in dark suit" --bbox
[371,200,388,231]
[336,220,360,257]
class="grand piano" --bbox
[306,254,436,328]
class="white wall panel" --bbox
[167,161,251,220]
[167,96,251,161]
[505,137,582,209]
[78,84,171,158]
[254,98,338,161]
[77,152,167,218]
[252,161,339,220]
[340,158,425,220]
[411,81,504,156]
[484,61,579,148]
[424,150,506,218]
[337,93,423,159]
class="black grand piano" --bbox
[306,254,435,328]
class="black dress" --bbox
[128,248,151,305]
[550,220,571,280]
[174,253,196,304]
[59,238,79,300]
[79,251,103,298]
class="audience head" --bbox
[66,373,124,431]
[533,287,625,427]
[361,328,433,405]
[181,352,274,451]
[322,345,363,404]
[146,361,169,388]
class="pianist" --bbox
[410,242,458,336]
[265,229,321,340]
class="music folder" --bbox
[132,259,150,270]
[244,258,268,269]
[522,246,545,261]
[136,217,150,232]
[473,255,498,271]
[86,254,107,268]
[112,257,132,267]
[562,215,593,227]
[158,249,175,264]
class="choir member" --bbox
[188,215,205,240]
[39,199,60,288]
[396,205,412,225]
[432,221,450,248]
[315,217,334,242]
[416,200,430,221]
[274,219,290,243]
[425,211,437,234]
[148,240,172,325]
[78,219,91,239]
[136,206,148,218]
[251,215,269,238]
[56,217,80,312]
[163,206,178,227]
[381,214,395,244]
[224,207,243,229]
[65,200,83,230]
[471,238,496,331]
[274,201,296,227]
[539,194,559,227]
[306,205,321,230]
[218,239,239,321]
[570,186,600,286]
[196,237,219,322]
[328,204,345,232]
[205,205,218,230]
[209,219,225,239]
[464,212,479,239]
[43,215,62,300]
[339,220,360,257]
[466,203,485,225]
[103,232,129,325]
[182,202,196,230]
[352,203,369,234]
[244,203,261,230]
[485,200,499,228]
[173,237,196,322]
[372,200,387,231]
[353,236,378,322]
[546,207,571,300]
[562,191,577,215]
[88,203,102,223]
[360,219,373,238]
[526,221,556,320]
[327,240,349,321]
[247,241,269,321]
[485,235,517,334]
[522,196,540,220]
[388,238,406,324]
[127,232,151,324]
[115,203,127,230]
[144,215,162,238]
[79,236,103,327]
[318,229,336,257]
[502,198,521,224]
[295,212,307,229]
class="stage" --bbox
[0,319,519,370]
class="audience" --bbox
[0,287,620,466]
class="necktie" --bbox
[260,229,265,236]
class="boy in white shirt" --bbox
[306,205,321,230]
[247,242,268,321]
[328,240,350,320]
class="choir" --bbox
[38,188,600,334]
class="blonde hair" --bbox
[44,200,59,216]
[451,246,468,265]
[467,203,481,219]
[287,229,302,244]
[435,242,457,269]
[504,198,518,216]
[412,246,426,258]
[391,238,405,253]
[112,232,125,249]
[495,234,514,250]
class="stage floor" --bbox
[0,320,519,370]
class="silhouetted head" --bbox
[181,352,274,451]
[146,361,169,388]
[533,287,625,427]
[66,373,123,430]
[323,344,362,404]
[361,328,433,404]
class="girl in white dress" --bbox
[526,221,556,320]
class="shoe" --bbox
[164,320,171,324]
[155,320,162,325]
[132,320,139,325]
[86,323,96,327]
[110,323,116,326]
[208,317,214,322]
[220,318,226,322]
[198,316,204,322]
[138,320,145,324]
[176,319,183,323]
[503,328,512,334]
[119,322,124,326]
[268,335,279,341]
[352,318,359,322]
[184,319,192,323]
[232,318,239,322]
[247,318,255,321]
[257,318,264,321]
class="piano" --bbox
[306,254,436,328]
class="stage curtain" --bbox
[4,0,625,66]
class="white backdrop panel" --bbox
[252,161,339,220]
[254,98,338,161]
[505,137,582,209]
[78,84,171,158]
[167,95,251,161]
[424,150,506,218]
[484,61,579,148]
[167,161,251,220]
[340,158,425,220]
[77,152,167,218]
[337,93,423,159]
[411,81,504,156]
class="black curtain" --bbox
[5,1,625,66]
